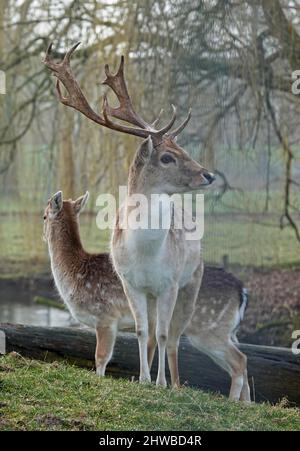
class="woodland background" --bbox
[0,0,300,345]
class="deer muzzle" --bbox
[189,171,215,188]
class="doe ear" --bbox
[74,191,89,214]
[49,191,63,215]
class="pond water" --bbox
[0,278,73,328]
[0,298,72,327]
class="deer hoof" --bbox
[156,378,167,388]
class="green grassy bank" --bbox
[0,354,299,431]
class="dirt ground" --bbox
[238,267,300,347]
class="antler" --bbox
[168,109,192,139]
[43,42,178,140]
[102,56,148,129]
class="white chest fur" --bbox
[116,230,201,296]
[121,229,174,296]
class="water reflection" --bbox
[0,299,72,327]
[0,279,72,327]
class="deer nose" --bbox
[203,172,215,185]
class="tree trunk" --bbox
[1,323,300,405]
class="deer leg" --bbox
[166,312,184,388]
[167,264,203,388]
[228,339,250,402]
[240,367,251,403]
[225,343,249,401]
[123,283,151,383]
[147,335,157,371]
[95,322,118,376]
[147,300,157,370]
[209,342,247,401]
[187,334,250,402]
[167,338,180,388]
[155,285,179,387]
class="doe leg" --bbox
[187,334,250,402]
[226,343,249,401]
[95,322,118,376]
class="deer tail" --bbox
[231,288,249,343]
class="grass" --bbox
[0,353,299,431]
[203,213,300,268]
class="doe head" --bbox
[43,191,89,241]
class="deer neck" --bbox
[48,218,85,272]
[123,180,171,252]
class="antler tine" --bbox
[103,96,178,139]
[103,56,129,101]
[152,109,164,127]
[55,79,68,104]
[43,42,59,72]
[117,54,125,75]
[102,55,150,129]
[101,92,154,137]
[44,42,52,62]
[169,109,192,138]
[63,41,81,64]
[154,104,177,136]
[102,93,117,127]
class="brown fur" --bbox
[44,197,130,323]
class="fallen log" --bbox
[1,322,300,405]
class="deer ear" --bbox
[138,136,153,162]
[49,191,63,215]
[74,191,89,214]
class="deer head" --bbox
[43,43,214,195]
[43,191,89,242]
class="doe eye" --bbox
[43,215,47,221]
[160,154,176,165]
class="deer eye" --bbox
[43,214,47,221]
[160,154,176,165]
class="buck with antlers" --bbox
[43,43,215,388]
